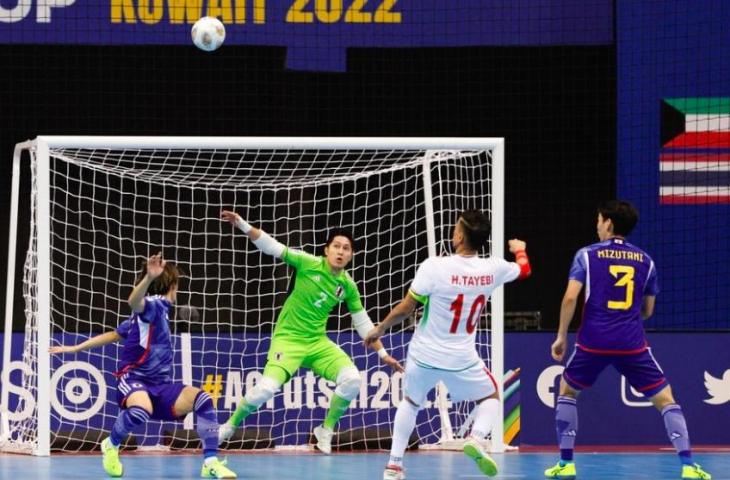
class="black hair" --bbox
[597,200,639,236]
[459,210,491,250]
[324,229,356,251]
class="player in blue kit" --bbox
[50,253,236,479]
[544,201,711,480]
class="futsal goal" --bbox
[0,136,505,456]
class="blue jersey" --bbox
[569,237,659,353]
[114,295,174,383]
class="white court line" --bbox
[459,476,526,478]
[459,476,730,480]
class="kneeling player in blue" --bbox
[50,252,236,479]
[544,201,710,480]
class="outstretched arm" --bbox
[363,294,418,348]
[221,210,286,258]
[49,331,122,355]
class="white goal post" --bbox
[1,136,505,456]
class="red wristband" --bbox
[514,250,531,279]
[518,260,532,279]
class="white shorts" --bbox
[403,357,498,406]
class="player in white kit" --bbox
[365,210,531,479]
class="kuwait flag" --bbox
[660,97,730,204]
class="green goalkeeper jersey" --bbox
[274,247,364,338]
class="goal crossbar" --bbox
[32,136,505,151]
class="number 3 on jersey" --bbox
[608,265,635,310]
[449,294,486,334]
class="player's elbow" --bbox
[252,231,285,258]
[398,299,417,316]
[561,295,578,309]
[127,296,145,313]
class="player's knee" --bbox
[193,391,214,413]
[334,366,361,400]
[245,375,281,407]
[559,377,579,398]
[126,405,151,424]
[650,385,675,410]
[125,392,153,414]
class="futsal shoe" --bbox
[682,463,712,479]
[100,437,124,477]
[218,422,236,445]
[201,458,237,479]
[463,438,498,477]
[544,461,577,479]
[383,464,406,480]
[313,425,334,454]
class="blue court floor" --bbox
[1,451,728,479]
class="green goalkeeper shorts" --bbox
[264,334,355,383]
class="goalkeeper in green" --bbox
[219,210,404,454]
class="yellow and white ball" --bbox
[191,17,226,52]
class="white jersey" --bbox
[407,255,520,371]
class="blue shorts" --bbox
[563,346,668,398]
[116,373,187,421]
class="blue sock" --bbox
[194,391,219,460]
[662,404,693,465]
[555,396,577,463]
[110,406,150,447]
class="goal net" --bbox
[1,136,505,455]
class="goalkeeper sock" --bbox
[228,399,259,428]
[228,372,283,427]
[390,399,419,459]
[470,398,499,441]
[323,394,351,430]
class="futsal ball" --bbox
[191,17,225,52]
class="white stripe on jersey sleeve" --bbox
[583,250,591,301]
[138,320,150,349]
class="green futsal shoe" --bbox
[201,458,237,479]
[544,461,576,479]
[682,463,712,479]
[463,439,498,477]
[100,437,123,477]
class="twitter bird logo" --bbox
[704,370,730,405]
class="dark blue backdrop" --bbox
[0,0,612,70]
[617,0,730,329]
[511,332,730,446]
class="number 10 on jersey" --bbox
[449,294,487,334]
